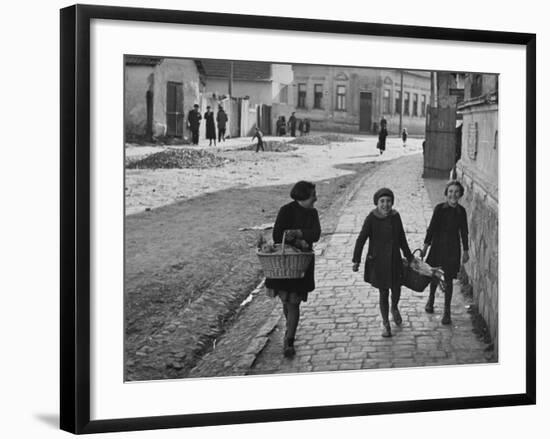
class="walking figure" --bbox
[204,106,216,146]
[252,127,264,152]
[187,104,202,145]
[352,188,413,337]
[421,180,469,324]
[377,122,388,154]
[402,128,408,147]
[288,112,297,137]
[265,181,321,357]
[216,105,228,142]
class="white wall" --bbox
[2,1,547,439]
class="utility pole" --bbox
[399,70,404,134]
[228,61,234,97]
[430,71,438,108]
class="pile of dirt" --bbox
[126,148,230,169]
[289,134,360,145]
[321,133,360,142]
[238,141,298,152]
[288,136,330,145]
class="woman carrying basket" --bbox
[421,180,469,325]
[352,188,413,338]
[265,181,321,357]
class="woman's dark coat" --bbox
[265,201,321,298]
[424,202,469,279]
[352,209,412,289]
[204,111,216,139]
[378,127,388,151]
[216,110,228,129]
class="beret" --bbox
[373,187,394,205]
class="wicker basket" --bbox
[256,231,314,279]
[402,249,433,292]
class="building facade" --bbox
[291,65,431,135]
[125,56,202,141]
[456,73,499,352]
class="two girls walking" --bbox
[266,179,469,356]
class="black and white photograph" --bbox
[124,57,499,381]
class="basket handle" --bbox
[281,230,287,256]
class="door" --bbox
[359,92,372,132]
[424,105,457,177]
[166,82,184,137]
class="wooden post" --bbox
[228,61,234,97]
[399,70,404,135]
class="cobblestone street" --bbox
[248,152,494,375]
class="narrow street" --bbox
[191,152,494,377]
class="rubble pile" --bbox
[239,141,297,152]
[126,148,230,169]
[290,134,359,145]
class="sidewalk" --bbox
[248,152,494,375]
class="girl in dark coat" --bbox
[422,180,469,324]
[204,106,216,146]
[265,181,321,357]
[352,188,413,337]
[377,124,388,154]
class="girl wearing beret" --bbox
[352,188,413,337]
[265,181,321,357]
[421,180,469,324]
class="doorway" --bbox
[359,92,373,132]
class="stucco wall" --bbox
[151,59,201,138]
[125,65,154,139]
[205,79,272,106]
[291,65,430,135]
[456,102,499,352]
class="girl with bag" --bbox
[352,188,413,337]
[421,180,469,324]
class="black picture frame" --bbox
[60,4,536,434]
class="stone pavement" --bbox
[248,152,494,375]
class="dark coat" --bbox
[424,202,469,279]
[378,127,388,150]
[352,209,412,289]
[216,110,228,129]
[288,115,297,129]
[187,109,201,129]
[265,201,321,297]
[204,111,216,139]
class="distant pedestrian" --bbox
[204,106,216,146]
[187,104,202,145]
[265,181,321,357]
[276,116,285,136]
[352,188,413,337]
[288,112,297,137]
[402,128,408,147]
[216,105,228,142]
[377,123,388,154]
[421,180,469,325]
[252,127,264,152]
[304,118,310,136]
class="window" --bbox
[298,83,307,108]
[314,84,323,109]
[279,85,288,104]
[395,90,401,114]
[383,89,391,114]
[412,93,418,116]
[421,95,426,116]
[404,92,410,116]
[336,85,346,111]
